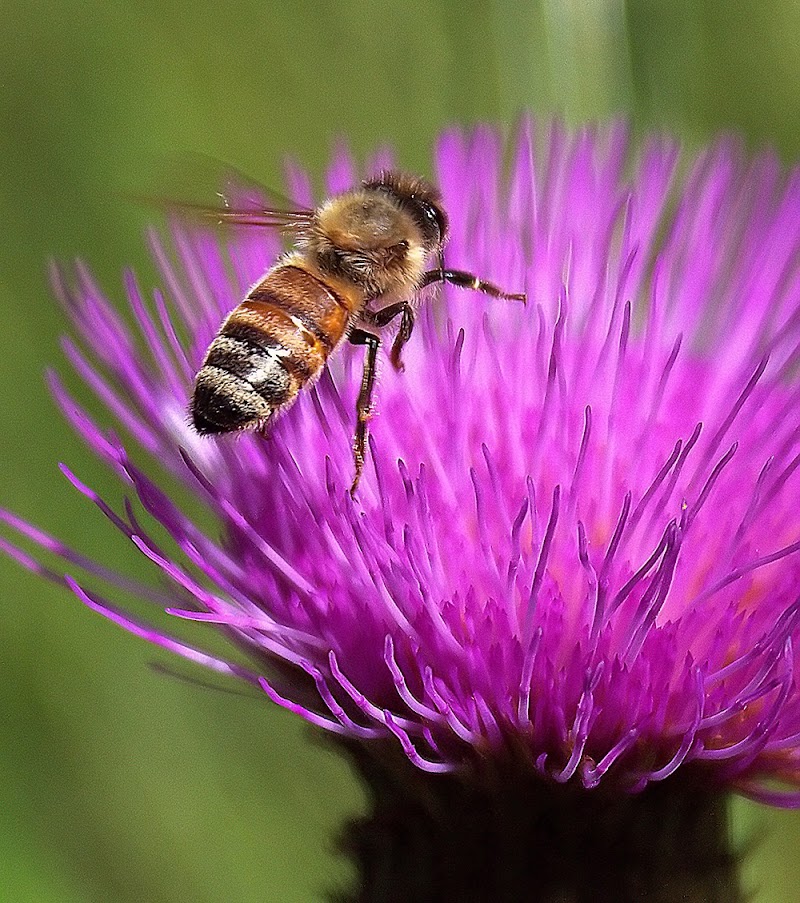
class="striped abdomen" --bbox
[191,263,352,434]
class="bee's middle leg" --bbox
[362,301,415,371]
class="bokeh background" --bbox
[2,1,800,900]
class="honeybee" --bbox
[182,170,525,494]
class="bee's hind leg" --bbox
[255,415,274,441]
[348,328,381,497]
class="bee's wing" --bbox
[130,154,316,234]
[159,198,315,233]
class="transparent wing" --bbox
[130,153,316,234]
[157,198,315,231]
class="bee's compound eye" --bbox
[418,199,447,246]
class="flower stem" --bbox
[335,744,740,903]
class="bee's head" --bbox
[311,172,450,295]
[363,171,449,253]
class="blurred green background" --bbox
[2,1,800,900]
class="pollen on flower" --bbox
[3,120,800,807]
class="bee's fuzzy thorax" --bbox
[309,182,435,297]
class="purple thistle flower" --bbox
[4,119,800,827]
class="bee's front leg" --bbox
[420,267,526,302]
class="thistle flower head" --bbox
[5,121,800,806]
